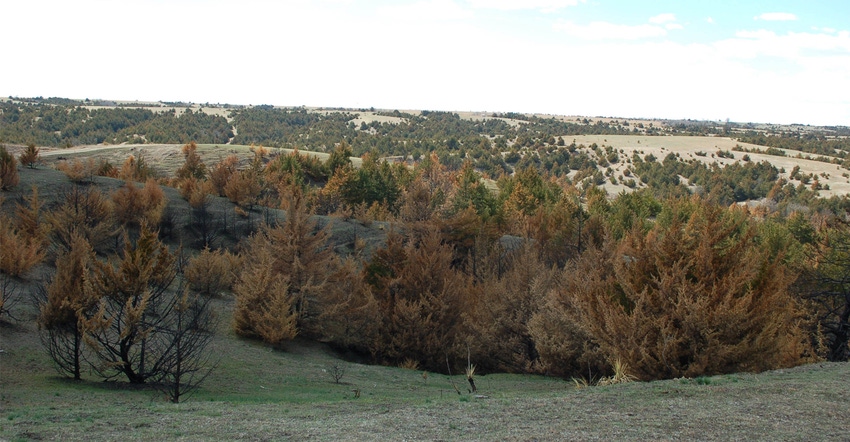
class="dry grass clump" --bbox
[571,358,636,388]
[398,358,421,370]
[596,358,637,386]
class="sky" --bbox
[3,0,849,126]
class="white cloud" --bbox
[554,20,666,40]
[755,12,798,21]
[2,0,848,125]
[813,26,837,34]
[466,0,584,13]
[378,0,472,21]
[726,29,850,59]
[707,16,715,24]
[649,13,676,24]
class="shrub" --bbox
[175,141,207,180]
[37,234,98,379]
[81,225,184,384]
[118,154,155,181]
[0,217,45,277]
[466,244,555,373]
[184,247,239,297]
[233,190,336,345]
[232,246,297,346]
[208,155,239,197]
[0,145,19,190]
[48,186,115,254]
[224,169,261,209]
[112,179,167,228]
[14,186,50,246]
[57,158,99,183]
[19,143,40,169]
[538,198,815,380]
[361,228,474,371]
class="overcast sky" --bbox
[3,0,849,125]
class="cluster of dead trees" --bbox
[223,188,840,379]
[2,140,849,390]
[200,142,846,378]
[0,157,217,402]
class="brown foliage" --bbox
[541,199,814,380]
[118,154,155,181]
[312,166,351,216]
[179,178,214,208]
[57,158,97,183]
[184,247,239,297]
[527,291,609,378]
[175,142,207,180]
[19,143,40,169]
[112,179,167,228]
[503,181,539,220]
[0,215,45,277]
[363,227,474,370]
[224,169,262,209]
[261,190,336,335]
[466,244,556,373]
[437,206,500,275]
[39,234,98,328]
[233,189,336,344]
[398,175,439,225]
[314,258,381,355]
[15,186,50,246]
[49,186,115,254]
[208,155,239,197]
[794,219,850,361]
[232,246,298,346]
[82,224,179,383]
[525,191,584,267]
[0,145,19,190]
[38,234,99,379]
[397,156,452,226]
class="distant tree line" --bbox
[0,102,231,146]
[737,132,850,158]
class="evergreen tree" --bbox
[82,224,180,383]
[19,143,40,169]
[38,234,98,380]
[0,145,19,191]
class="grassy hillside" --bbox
[1,181,848,441]
[2,296,848,441]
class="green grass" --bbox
[3,296,849,441]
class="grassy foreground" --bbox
[1,295,848,441]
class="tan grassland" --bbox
[561,134,850,198]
